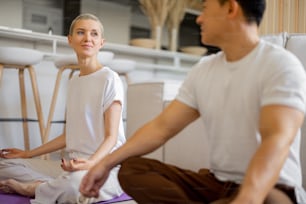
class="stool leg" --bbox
[44,66,66,144]
[27,66,45,145]
[0,64,3,85]
[69,69,76,79]
[18,68,30,150]
[120,73,130,85]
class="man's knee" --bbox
[119,157,156,175]
[118,157,141,187]
[211,187,294,204]
[120,157,140,170]
[264,188,294,204]
[119,157,159,188]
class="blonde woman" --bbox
[0,13,125,204]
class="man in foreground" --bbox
[80,0,306,203]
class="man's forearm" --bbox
[234,136,291,204]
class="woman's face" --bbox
[68,19,104,58]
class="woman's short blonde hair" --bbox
[69,13,104,37]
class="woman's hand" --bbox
[0,148,29,159]
[61,158,95,172]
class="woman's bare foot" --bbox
[0,179,43,197]
[0,181,16,194]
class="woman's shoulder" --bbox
[101,66,119,77]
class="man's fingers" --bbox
[80,174,93,194]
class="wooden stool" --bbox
[44,51,114,144]
[108,58,136,84]
[0,47,45,150]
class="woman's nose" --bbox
[83,32,91,41]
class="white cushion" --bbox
[126,80,209,170]
[0,47,43,65]
[261,32,287,47]
[108,59,136,73]
[54,51,114,68]
[285,34,306,69]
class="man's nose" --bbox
[196,14,203,25]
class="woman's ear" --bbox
[100,38,105,49]
[67,35,72,46]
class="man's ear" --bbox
[227,0,239,19]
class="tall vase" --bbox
[169,28,178,52]
[154,26,162,50]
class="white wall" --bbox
[0,0,169,47]
[81,0,132,44]
[0,0,188,151]
[80,0,169,47]
[0,0,133,45]
[0,0,23,28]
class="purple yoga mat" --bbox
[0,191,132,204]
[0,191,30,204]
[97,193,132,204]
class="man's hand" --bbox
[79,161,110,198]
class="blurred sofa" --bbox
[125,32,306,187]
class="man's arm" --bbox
[110,100,200,159]
[232,105,304,204]
[79,99,200,197]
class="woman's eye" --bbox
[76,31,84,35]
[91,32,98,37]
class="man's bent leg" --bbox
[119,157,202,204]
[118,157,237,204]
[264,186,295,204]
[212,186,295,204]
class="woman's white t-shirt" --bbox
[65,67,126,158]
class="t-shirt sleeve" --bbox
[176,68,198,109]
[176,56,213,109]
[261,52,306,113]
[103,71,124,111]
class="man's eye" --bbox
[77,31,84,35]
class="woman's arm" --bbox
[0,133,66,159]
[90,101,122,165]
[62,101,122,171]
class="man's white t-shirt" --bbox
[176,40,306,195]
[65,67,126,157]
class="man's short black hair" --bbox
[218,0,266,26]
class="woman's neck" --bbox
[78,57,103,76]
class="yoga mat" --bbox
[0,191,30,204]
[97,193,132,203]
[0,191,132,204]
